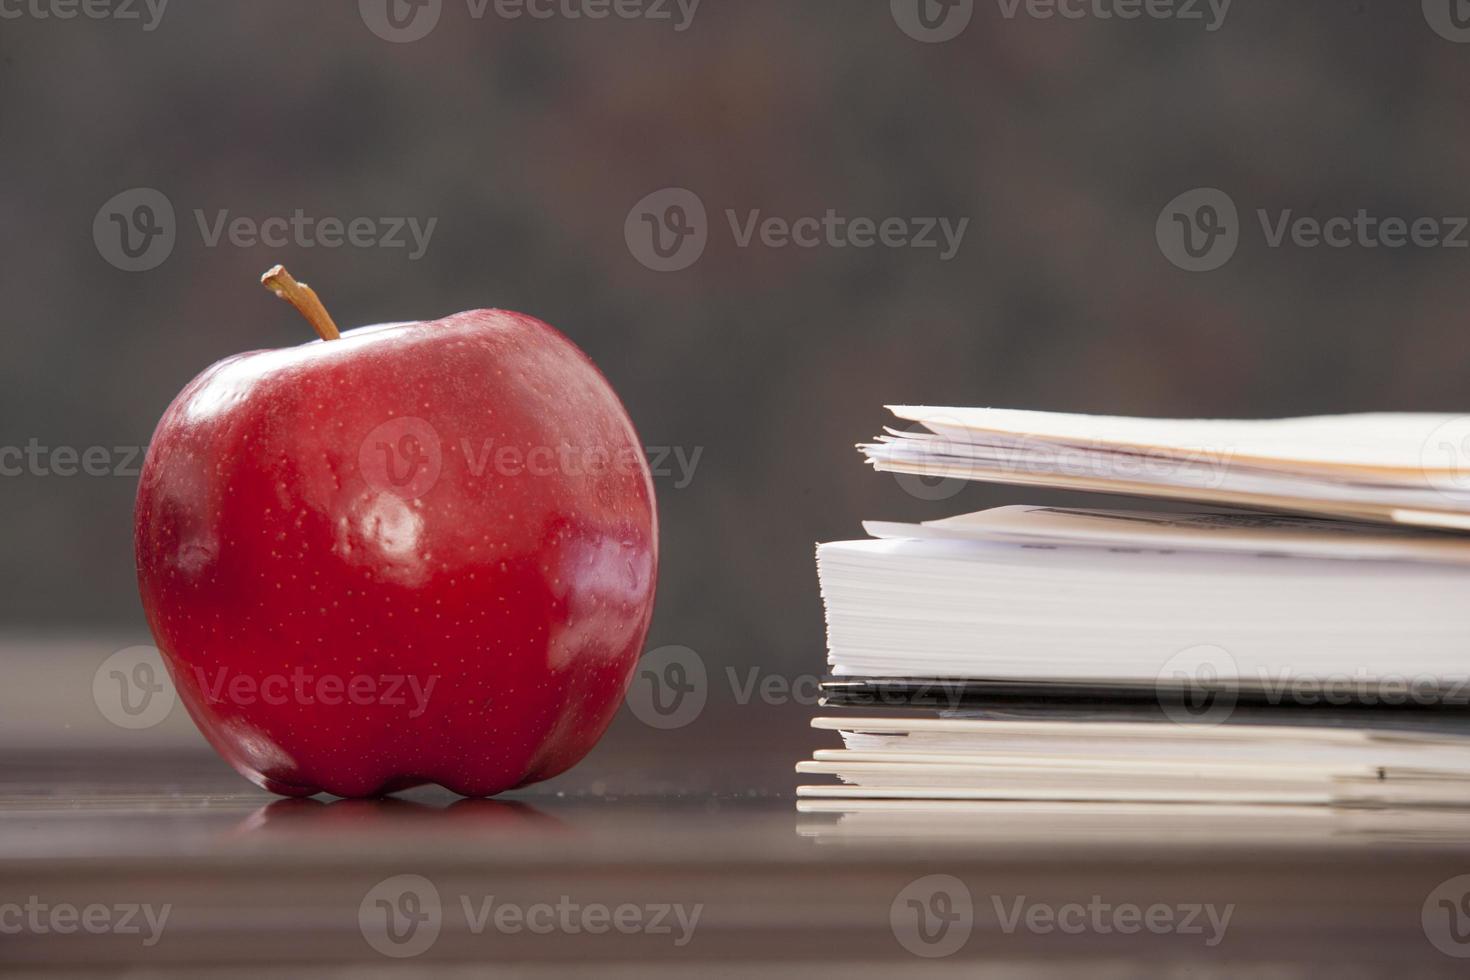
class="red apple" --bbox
[134,267,658,797]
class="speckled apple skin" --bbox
[134,311,658,798]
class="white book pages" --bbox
[863,450,1470,529]
[867,431,1470,504]
[887,406,1470,475]
[794,782,1470,806]
[794,801,1470,845]
[796,718,1470,806]
[862,505,1470,565]
[795,784,1337,804]
[816,536,1470,680]
[864,407,1470,527]
[794,800,1343,839]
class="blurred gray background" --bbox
[3,1,1470,763]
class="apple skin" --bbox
[134,310,658,798]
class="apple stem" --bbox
[260,265,342,341]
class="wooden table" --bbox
[4,727,1470,976]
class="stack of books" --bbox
[797,407,1470,813]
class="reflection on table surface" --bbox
[797,799,1470,848]
[7,749,1470,861]
[4,751,1470,974]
